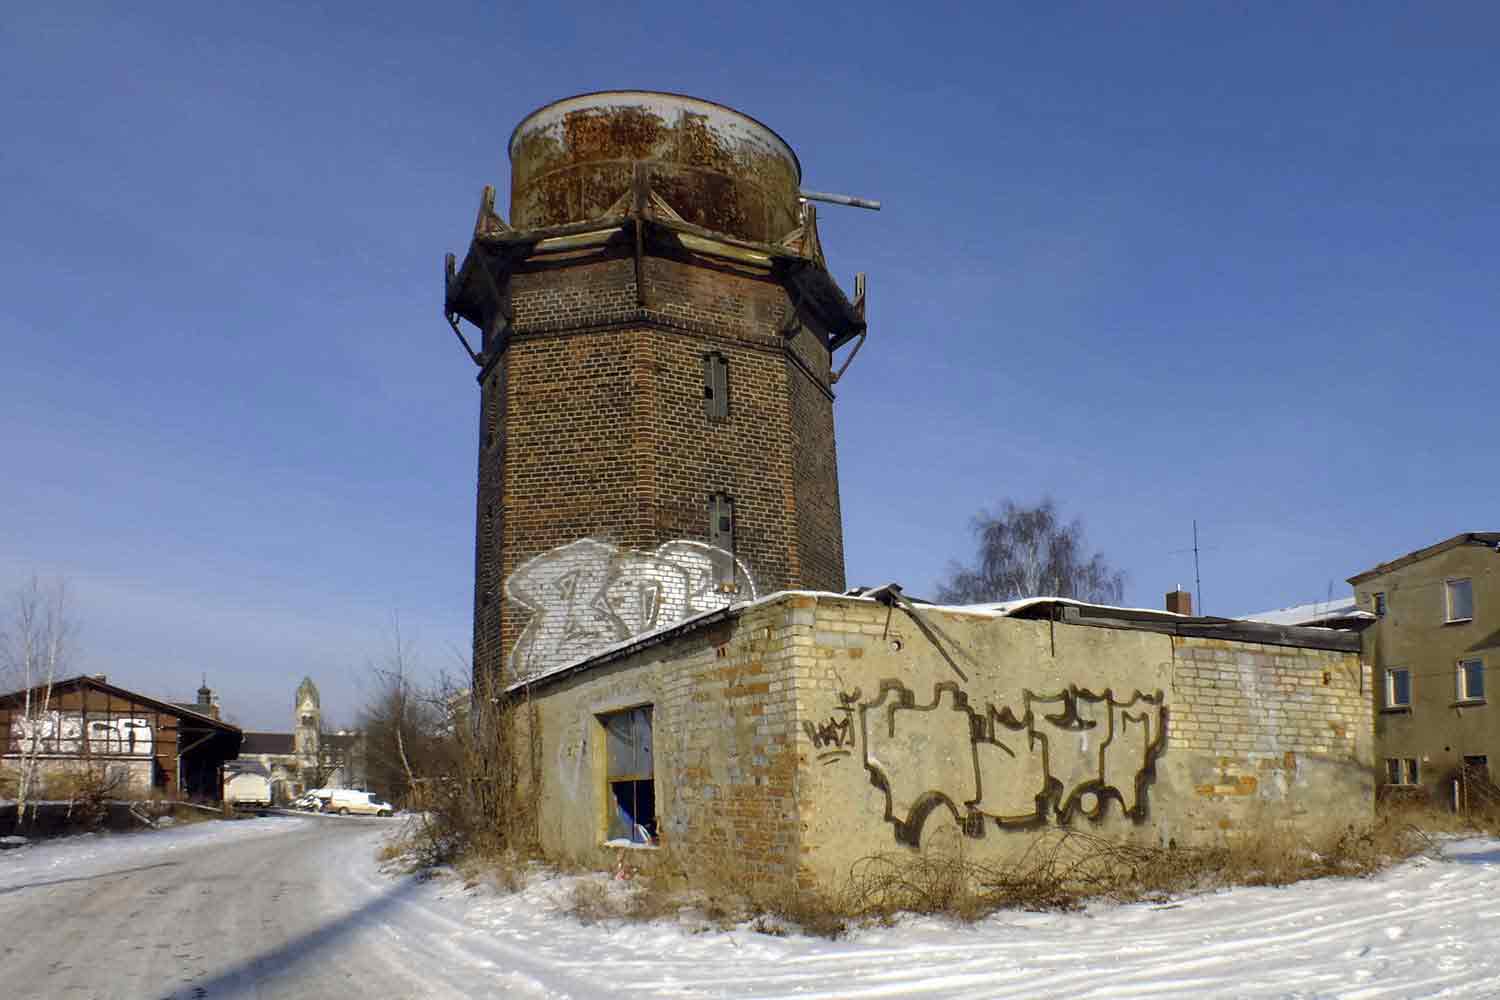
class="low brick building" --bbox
[511,590,1373,893]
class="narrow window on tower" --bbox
[708,492,736,591]
[703,352,729,421]
[484,375,497,451]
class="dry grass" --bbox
[840,818,1435,923]
[397,676,542,870]
[47,765,127,830]
[543,816,1437,937]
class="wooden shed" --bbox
[0,675,241,802]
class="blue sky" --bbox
[3,2,1495,729]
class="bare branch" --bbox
[937,498,1126,606]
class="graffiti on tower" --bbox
[506,539,757,678]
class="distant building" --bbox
[232,677,365,803]
[1348,532,1500,808]
[1242,596,1376,632]
[0,674,241,801]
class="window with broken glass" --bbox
[602,706,656,845]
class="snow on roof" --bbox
[1239,597,1373,627]
[916,596,1195,619]
[503,589,1207,695]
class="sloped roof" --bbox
[240,732,294,755]
[0,675,239,733]
[1240,597,1374,628]
[1348,532,1500,584]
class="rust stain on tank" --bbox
[508,92,801,242]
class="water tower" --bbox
[443,91,871,682]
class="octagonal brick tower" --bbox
[444,91,868,684]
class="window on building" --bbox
[1446,578,1474,622]
[707,492,736,590]
[1463,755,1490,782]
[1385,758,1419,785]
[702,352,729,421]
[602,706,655,845]
[1372,592,1387,618]
[1385,667,1412,709]
[1458,658,1486,702]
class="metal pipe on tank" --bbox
[799,189,882,211]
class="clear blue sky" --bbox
[3,3,1495,729]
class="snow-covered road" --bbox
[3,816,1499,998]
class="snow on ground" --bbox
[335,827,1500,999]
[9,817,1500,997]
[0,814,313,890]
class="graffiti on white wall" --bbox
[815,680,1166,846]
[9,712,155,757]
[506,538,757,678]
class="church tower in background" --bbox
[444,92,870,683]
[293,677,320,771]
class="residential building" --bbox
[1348,532,1500,808]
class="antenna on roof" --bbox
[1193,519,1203,616]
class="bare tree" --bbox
[937,498,1125,605]
[359,616,442,805]
[1,576,77,828]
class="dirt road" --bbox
[0,815,433,1000]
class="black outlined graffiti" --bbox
[804,714,854,764]
[841,680,1166,846]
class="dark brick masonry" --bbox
[471,245,848,682]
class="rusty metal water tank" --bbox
[507,91,803,244]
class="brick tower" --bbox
[443,92,868,683]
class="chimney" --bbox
[1166,588,1193,616]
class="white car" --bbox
[324,789,394,816]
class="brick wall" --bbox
[526,601,805,891]
[525,595,1377,895]
[1168,638,1370,758]
[474,246,848,682]
[1165,637,1374,835]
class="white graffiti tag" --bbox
[506,539,757,677]
[11,712,154,757]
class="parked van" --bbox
[325,789,394,816]
[224,766,272,808]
